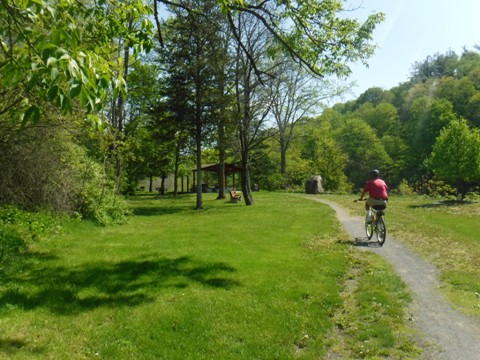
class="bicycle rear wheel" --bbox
[365,219,374,240]
[376,216,386,246]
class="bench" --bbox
[229,190,241,203]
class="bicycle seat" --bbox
[373,205,386,210]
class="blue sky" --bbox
[342,0,480,100]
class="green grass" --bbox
[324,194,480,317]
[0,192,418,359]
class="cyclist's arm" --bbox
[359,189,367,201]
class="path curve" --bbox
[309,197,480,360]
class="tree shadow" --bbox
[0,255,239,315]
[0,338,32,357]
[409,199,477,209]
[131,206,187,217]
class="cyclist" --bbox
[358,169,388,220]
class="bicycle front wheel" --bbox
[376,216,386,246]
[365,219,374,240]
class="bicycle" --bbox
[355,199,387,246]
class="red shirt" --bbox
[364,178,388,199]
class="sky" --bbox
[342,0,480,101]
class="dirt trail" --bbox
[310,197,480,360]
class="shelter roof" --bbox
[193,163,242,174]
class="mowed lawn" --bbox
[0,192,417,359]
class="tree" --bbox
[0,0,154,123]
[354,87,394,109]
[335,118,392,189]
[161,0,229,209]
[267,56,343,184]
[355,102,399,138]
[232,11,274,205]
[298,122,350,191]
[157,0,384,79]
[403,97,456,179]
[429,119,480,198]
[410,51,458,84]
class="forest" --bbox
[1,0,480,223]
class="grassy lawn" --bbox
[0,192,419,359]
[324,194,480,317]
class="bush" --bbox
[0,121,129,226]
[397,179,415,196]
[413,177,456,197]
[260,173,285,191]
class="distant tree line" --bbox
[305,48,480,198]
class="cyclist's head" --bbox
[370,169,380,179]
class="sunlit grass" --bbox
[0,192,418,358]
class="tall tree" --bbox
[267,57,342,183]
[429,119,480,198]
[403,97,456,179]
[335,118,392,189]
[162,0,228,209]
[233,12,274,205]
[297,120,350,191]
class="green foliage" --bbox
[0,118,129,225]
[0,0,154,122]
[298,123,351,191]
[429,119,480,197]
[321,48,480,191]
[397,179,415,196]
[262,173,286,191]
[412,177,457,197]
[335,118,392,188]
[63,144,131,225]
[0,205,61,272]
[258,0,385,77]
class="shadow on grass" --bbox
[0,255,239,315]
[132,206,188,217]
[0,338,33,357]
[408,199,477,209]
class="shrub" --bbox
[260,173,285,191]
[413,177,456,197]
[0,121,129,226]
[397,179,415,196]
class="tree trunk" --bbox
[173,142,180,196]
[113,27,131,194]
[240,151,253,205]
[160,173,166,195]
[217,120,226,199]
[195,117,203,209]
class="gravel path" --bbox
[310,197,480,360]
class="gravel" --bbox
[311,198,480,360]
